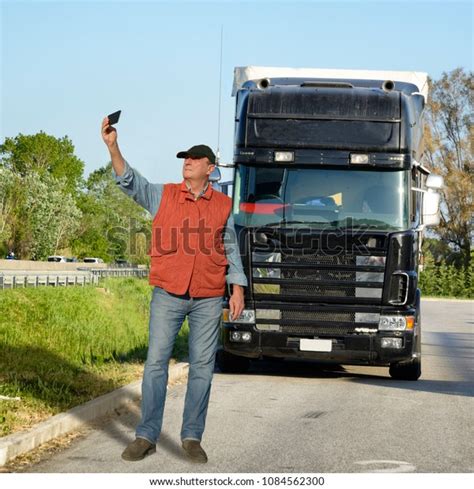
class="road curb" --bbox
[421,297,473,303]
[0,361,189,466]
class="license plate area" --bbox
[299,338,333,352]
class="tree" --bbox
[424,68,473,267]
[71,163,151,263]
[0,170,83,260]
[0,133,85,258]
[24,173,82,260]
[0,167,32,257]
[422,237,456,265]
[0,168,17,253]
[0,131,85,197]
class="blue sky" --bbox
[1,0,472,184]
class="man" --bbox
[101,116,248,463]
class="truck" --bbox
[215,66,443,381]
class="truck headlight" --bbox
[378,315,415,331]
[222,308,255,323]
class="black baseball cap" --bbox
[176,144,216,165]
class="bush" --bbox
[419,261,473,298]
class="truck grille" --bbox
[255,307,380,335]
[250,230,387,335]
[280,324,355,336]
[252,251,386,304]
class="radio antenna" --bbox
[216,25,224,165]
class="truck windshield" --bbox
[233,166,409,231]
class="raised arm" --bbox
[101,116,125,176]
[101,116,163,215]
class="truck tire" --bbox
[389,357,421,380]
[216,349,250,373]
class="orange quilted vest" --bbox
[148,181,232,297]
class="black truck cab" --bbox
[217,67,443,380]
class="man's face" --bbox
[182,156,214,180]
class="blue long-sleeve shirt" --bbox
[112,160,248,287]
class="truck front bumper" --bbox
[221,323,417,366]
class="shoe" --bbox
[121,437,156,461]
[181,439,208,463]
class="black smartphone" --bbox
[107,110,121,125]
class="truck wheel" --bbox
[389,357,421,380]
[216,349,250,373]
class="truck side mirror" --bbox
[425,174,444,189]
[422,190,441,226]
[422,174,444,227]
[209,166,222,183]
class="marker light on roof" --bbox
[350,154,369,164]
[274,151,294,162]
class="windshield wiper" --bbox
[256,217,395,230]
[259,220,328,228]
[258,219,394,230]
[329,219,392,230]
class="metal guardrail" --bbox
[0,267,149,290]
[76,267,149,279]
[0,272,98,289]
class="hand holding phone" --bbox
[102,111,120,148]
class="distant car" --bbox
[47,255,68,263]
[66,257,78,262]
[83,257,104,263]
[114,258,130,267]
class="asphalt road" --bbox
[24,299,473,473]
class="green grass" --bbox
[0,277,190,437]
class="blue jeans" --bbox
[135,286,224,444]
